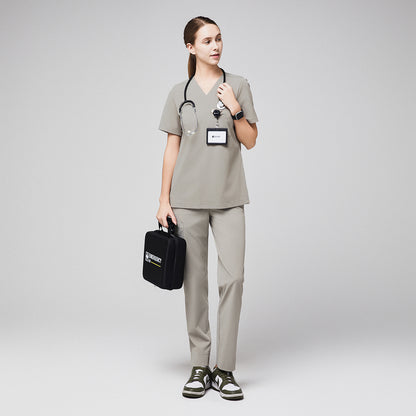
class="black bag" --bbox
[142,216,186,290]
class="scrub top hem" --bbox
[170,198,250,210]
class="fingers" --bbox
[156,214,177,228]
[167,210,177,226]
[217,83,235,104]
[218,82,231,90]
[156,215,164,228]
[169,211,177,225]
[156,203,177,228]
[156,214,168,228]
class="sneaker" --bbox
[211,365,244,400]
[182,366,212,398]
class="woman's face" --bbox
[187,24,223,67]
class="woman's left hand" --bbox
[217,83,240,114]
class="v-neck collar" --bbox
[192,74,223,96]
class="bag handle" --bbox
[158,215,175,236]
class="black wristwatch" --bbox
[232,109,244,120]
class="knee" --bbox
[220,272,244,291]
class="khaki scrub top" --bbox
[159,71,258,209]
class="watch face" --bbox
[235,110,243,119]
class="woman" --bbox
[157,16,258,401]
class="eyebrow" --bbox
[201,33,221,40]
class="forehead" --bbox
[195,24,221,41]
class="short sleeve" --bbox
[237,78,258,123]
[158,87,182,136]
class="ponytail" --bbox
[187,53,197,79]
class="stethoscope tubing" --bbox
[179,68,226,113]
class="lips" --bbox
[211,54,220,58]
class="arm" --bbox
[229,102,258,150]
[217,82,258,150]
[157,133,181,227]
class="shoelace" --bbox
[217,368,237,386]
[190,368,205,383]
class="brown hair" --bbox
[183,16,219,79]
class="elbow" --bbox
[245,136,257,150]
[245,122,258,150]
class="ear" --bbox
[186,43,195,55]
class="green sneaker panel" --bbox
[211,366,244,400]
[182,366,212,398]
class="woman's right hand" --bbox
[156,200,177,228]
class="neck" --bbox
[194,63,222,80]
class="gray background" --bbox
[1,0,415,414]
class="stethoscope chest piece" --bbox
[179,68,227,136]
[216,100,225,110]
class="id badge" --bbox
[206,128,228,145]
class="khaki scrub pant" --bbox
[172,205,245,372]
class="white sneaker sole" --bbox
[211,380,244,400]
[182,379,211,398]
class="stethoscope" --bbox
[179,67,226,135]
